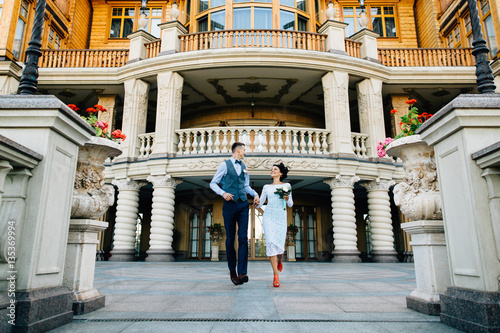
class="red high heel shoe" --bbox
[277,261,283,273]
[273,274,280,287]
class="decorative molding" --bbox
[182,158,324,170]
[360,179,395,191]
[147,174,182,188]
[324,175,360,188]
[112,178,146,191]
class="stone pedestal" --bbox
[64,219,108,315]
[159,21,188,55]
[0,95,93,332]
[350,29,380,62]
[128,30,157,63]
[211,245,220,262]
[417,94,500,331]
[402,220,450,315]
[286,245,296,262]
[317,20,348,54]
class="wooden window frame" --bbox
[12,0,30,61]
[107,3,167,40]
[192,0,312,32]
[340,3,399,38]
[47,26,63,49]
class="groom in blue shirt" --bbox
[210,142,260,285]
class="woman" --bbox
[256,163,293,287]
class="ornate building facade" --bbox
[0,0,499,262]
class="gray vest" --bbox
[223,160,247,202]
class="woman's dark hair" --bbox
[273,163,289,181]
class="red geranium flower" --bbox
[390,109,398,114]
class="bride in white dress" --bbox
[256,163,293,287]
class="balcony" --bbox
[136,126,369,160]
[39,29,474,69]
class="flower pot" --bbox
[71,137,122,219]
[386,135,442,220]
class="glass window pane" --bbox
[344,17,355,37]
[198,16,208,31]
[298,15,307,31]
[254,7,272,29]
[280,10,295,30]
[110,18,121,37]
[151,8,162,16]
[211,0,225,7]
[372,17,383,35]
[255,0,272,2]
[13,18,25,59]
[150,18,161,37]
[371,6,382,15]
[124,8,134,16]
[385,17,396,37]
[280,0,295,8]
[112,8,122,16]
[233,0,247,2]
[199,0,209,12]
[0,9,2,20]
[297,0,306,11]
[211,10,225,30]
[384,6,394,15]
[123,18,134,37]
[233,7,251,29]
[484,14,498,56]
[344,7,353,15]
[480,0,489,16]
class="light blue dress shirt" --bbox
[210,157,258,198]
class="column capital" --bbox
[112,178,146,191]
[360,179,395,191]
[147,174,182,188]
[324,175,360,188]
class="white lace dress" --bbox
[257,183,293,256]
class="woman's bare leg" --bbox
[270,255,279,275]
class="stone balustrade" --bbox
[136,127,374,158]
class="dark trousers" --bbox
[223,200,249,275]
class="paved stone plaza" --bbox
[50,261,461,332]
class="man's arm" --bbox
[210,162,227,197]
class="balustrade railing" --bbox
[40,49,129,68]
[378,47,474,67]
[138,133,155,159]
[145,39,162,59]
[345,39,361,58]
[351,132,368,158]
[179,29,327,52]
[137,128,373,158]
[175,127,330,155]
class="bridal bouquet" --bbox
[275,185,291,210]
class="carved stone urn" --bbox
[71,136,122,219]
[386,135,442,220]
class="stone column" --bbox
[0,62,21,94]
[109,179,145,261]
[97,95,118,131]
[146,175,182,261]
[357,78,386,157]
[317,20,348,54]
[118,79,150,160]
[322,72,353,155]
[150,71,184,158]
[324,176,361,262]
[350,29,380,62]
[158,21,188,55]
[361,180,398,262]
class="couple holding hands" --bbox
[210,142,293,288]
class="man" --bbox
[210,142,260,285]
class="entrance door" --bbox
[248,205,268,260]
[188,205,213,259]
[293,206,317,259]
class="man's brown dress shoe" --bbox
[230,271,238,285]
[237,274,249,285]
